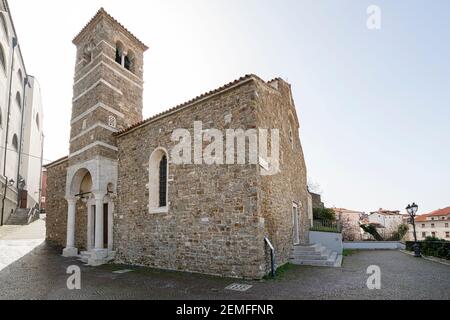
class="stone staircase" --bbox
[290,243,342,267]
[6,208,39,226]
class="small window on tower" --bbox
[108,115,117,128]
[12,134,18,151]
[115,41,124,65]
[125,51,135,72]
[83,41,94,65]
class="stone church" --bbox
[45,8,311,279]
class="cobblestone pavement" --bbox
[0,219,45,272]
[0,222,449,300]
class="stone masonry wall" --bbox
[45,160,68,248]
[254,78,310,270]
[45,159,88,250]
[115,80,268,279]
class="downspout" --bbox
[0,36,17,226]
[16,76,28,206]
[264,237,275,277]
[37,133,44,212]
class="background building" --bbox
[368,208,404,239]
[333,208,364,241]
[0,0,44,225]
[412,207,450,241]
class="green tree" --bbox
[313,208,336,221]
[397,224,409,240]
[360,224,384,241]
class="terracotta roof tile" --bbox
[415,206,450,222]
[115,74,272,137]
[43,156,68,169]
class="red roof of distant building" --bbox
[370,208,401,216]
[332,208,364,214]
[415,206,450,222]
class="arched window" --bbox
[15,92,21,110]
[159,155,167,207]
[124,51,134,72]
[12,134,18,151]
[0,110,2,127]
[149,148,169,213]
[115,41,124,65]
[82,40,95,65]
[18,69,23,85]
[36,113,40,130]
[0,44,6,72]
[288,126,293,150]
[0,13,8,39]
[288,111,296,151]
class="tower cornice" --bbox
[72,7,149,51]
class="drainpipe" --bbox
[1,36,18,226]
[264,237,275,277]
[16,76,28,206]
[37,133,44,213]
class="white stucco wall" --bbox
[0,8,44,215]
[20,76,44,207]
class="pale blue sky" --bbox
[9,0,450,214]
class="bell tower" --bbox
[62,8,148,264]
[69,7,148,165]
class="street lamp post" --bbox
[406,202,421,258]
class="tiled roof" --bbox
[332,208,364,214]
[370,209,401,216]
[73,7,149,51]
[43,156,68,169]
[415,206,450,222]
[115,74,268,137]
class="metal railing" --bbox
[311,219,341,233]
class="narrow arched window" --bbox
[125,51,134,72]
[16,92,21,110]
[12,134,18,151]
[0,44,6,73]
[115,41,124,65]
[289,126,293,150]
[159,155,167,207]
[0,110,3,127]
[36,113,40,130]
[18,69,23,85]
[149,148,169,213]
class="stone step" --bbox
[290,245,342,267]
[334,254,343,268]
[291,258,337,267]
[5,209,39,225]
[290,254,328,261]
[291,244,323,253]
[328,251,337,261]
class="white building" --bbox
[368,208,404,238]
[333,208,364,241]
[412,207,450,241]
[0,0,44,225]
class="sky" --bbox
[8,0,450,215]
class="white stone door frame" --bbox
[292,202,300,245]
